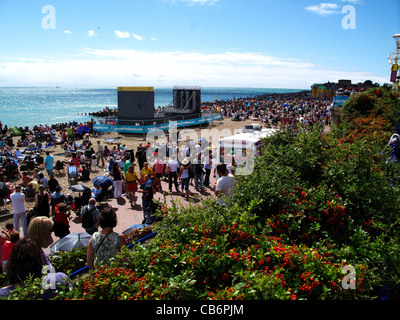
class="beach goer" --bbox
[138,174,156,219]
[124,164,138,204]
[27,216,59,270]
[34,185,51,217]
[96,140,105,167]
[203,149,213,188]
[53,203,70,239]
[86,206,126,269]
[0,237,67,299]
[10,185,28,237]
[112,161,123,199]
[1,230,19,272]
[44,151,54,176]
[178,158,192,199]
[166,158,180,193]
[153,155,164,191]
[140,162,154,184]
[81,198,99,235]
[215,163,236,205]
[21,172,33,188]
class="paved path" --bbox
[45,174,219,255]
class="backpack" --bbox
[81,205,96,229]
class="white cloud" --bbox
[151,37,157,41]
[87,30,96,37]
[0,49,386,88]
[131,32,144,41]
[63,30,73,34]
[114,30,131,38]
[305,3,340,16]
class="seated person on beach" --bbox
[92,185,103,202]
[14,148,22,158]
[47,173,59,193]
[21,172,33,188]
[70,153,80,167]
[79,165,90,181]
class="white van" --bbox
[217,124,277,175]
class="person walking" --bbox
[138,175,156,220]
[44,151,54,176]
[112,161,123,199]
[10,185,28,237]
[124,164,139,205]
[166,158,180,193]
[179,158,192,199]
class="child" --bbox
[1,230,20,272]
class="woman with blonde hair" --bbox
[28,216,55,266]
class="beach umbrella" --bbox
[50,232,91,254]
[122,224,145,235]
[93,175,114,188]
[77,125,90,135]
[69,184,91,193]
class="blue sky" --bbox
[0,0,398,89]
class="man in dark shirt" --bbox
[47,173,59,193]
[139,175,156,219]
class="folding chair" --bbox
[68,165,78,182]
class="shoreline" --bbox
[0,87,310,131]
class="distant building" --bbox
[311,80,379,98]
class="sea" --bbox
[0,87,305,129]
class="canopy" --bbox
[77,125,90,135]
[93,175,114,188]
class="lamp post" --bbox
[388,33,400,91]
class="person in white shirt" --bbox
[10,185,28,237]
[166,158,180,192]
[215,163,235,206]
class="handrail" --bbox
[69,228,164,279]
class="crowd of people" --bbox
[204,91,332,129]
[0,90,334,298]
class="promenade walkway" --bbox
[44,174,218,255]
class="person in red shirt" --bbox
[53,203,70,239]
[153,154,165,191]
[1,230,20,272]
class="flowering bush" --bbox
[10,89,400,300]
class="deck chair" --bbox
[68,165,78,182]
[54,160,65,174]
